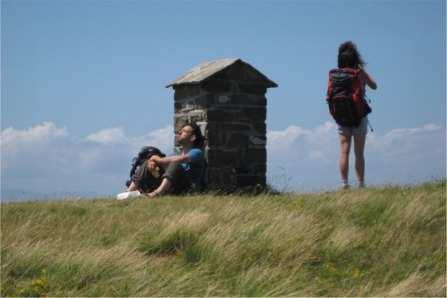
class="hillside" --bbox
[1,181,445,297]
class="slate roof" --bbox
[166,58,277,88]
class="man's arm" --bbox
[149,154,190,170]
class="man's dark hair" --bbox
[184,122,204,148]
[338,41,365,68]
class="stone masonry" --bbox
[167,58,277,191]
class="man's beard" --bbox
[177,138,189,147]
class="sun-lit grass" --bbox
[1,180,445,296]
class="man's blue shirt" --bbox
[182,148,205,188]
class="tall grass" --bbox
[1,180,445,296]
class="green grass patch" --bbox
[138,227,207,266]
[1,180,445,296]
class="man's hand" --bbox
[145,191,159,198]
[149,155,162,164]
[147,159,161,178]
[148,155,162,171]
[147,159,158,171]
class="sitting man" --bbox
[146,122,206,197]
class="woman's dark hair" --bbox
[184,122,205,148]
[338,41,365,68]
[126,146,165,187]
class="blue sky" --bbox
[1,0,445,199]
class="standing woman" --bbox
[336,41,377,189]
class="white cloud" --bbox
[1,121,67,142]
[1,122,67,155]
[78,125,173,175]
[1,122,70,179]
[1,121,445,198]
[129,126,173,154]
[267,122,445,191]
[86,127,127,144]
[366,123,444,160]
[267,121,337,163]
[268,125,308,150]
[1,122,173,197]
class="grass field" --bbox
[1,180,445,297]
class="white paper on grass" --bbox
[116,191,141,200]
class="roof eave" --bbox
[166,58,278,88]
[166,82,201,88]
[167,80,278,89]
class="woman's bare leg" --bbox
[339,134,352,188]
[353,134,366,187]
[127,181,138,191]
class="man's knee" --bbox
[162,162,191,192]
[162,161,183,181]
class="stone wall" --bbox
[174,79,267,191]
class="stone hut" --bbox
[166,58,277,191]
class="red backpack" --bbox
[326,68,371,127]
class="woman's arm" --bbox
[360,68,377,90]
